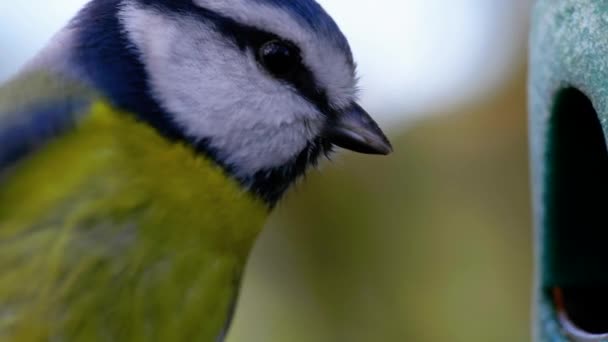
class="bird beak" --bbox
[324,103,393,155]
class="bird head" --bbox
[69,0,391,204]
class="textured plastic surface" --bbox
[529,0,608,340]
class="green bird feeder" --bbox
[530,0,608,340]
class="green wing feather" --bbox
[0,72,95,173]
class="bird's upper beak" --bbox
[324,103,393,155]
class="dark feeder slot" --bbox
[545,87,608,335]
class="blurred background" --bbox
[1,1,533,341]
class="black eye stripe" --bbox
[137,0,334,117]
[257,40,301,78]
[212,22,333,116]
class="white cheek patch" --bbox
[120,2,325,176]
[194,0,359,108]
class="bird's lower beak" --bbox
[324,103,393,155]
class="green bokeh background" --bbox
[230,63,532,341]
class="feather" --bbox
[0,100,269,340]
[0,72,95,172]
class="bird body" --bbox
[0,73,268,341]
[0,0,391,340]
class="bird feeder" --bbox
[530,0,608,340]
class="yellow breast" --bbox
[0,100,270,341]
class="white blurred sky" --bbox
[0,0,530,125]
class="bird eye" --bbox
[258,40,301,78]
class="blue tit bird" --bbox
[0,0,392,341]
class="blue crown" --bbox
[133,0,351,56]
[253,0,351,55]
